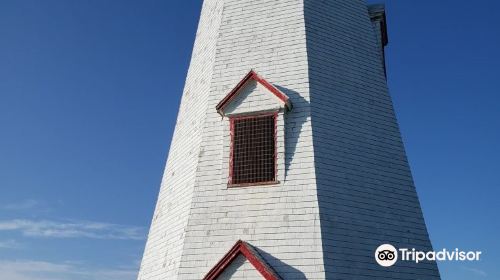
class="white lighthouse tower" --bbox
[138,1,441,279]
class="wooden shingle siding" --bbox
[177,0,322,279]
[137,1,225,279]
[304,0,440,278]
[138,0,441,279]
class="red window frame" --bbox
[228,112,278,187]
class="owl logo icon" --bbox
[375,244,398,267]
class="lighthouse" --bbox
[138,0,441,279]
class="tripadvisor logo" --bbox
[375,244,482,267]
[375,244,398,267]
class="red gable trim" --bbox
[216,70,291,116]
[203,240,282,280]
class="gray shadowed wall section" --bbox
[304,0,440,279]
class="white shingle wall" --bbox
[215,254,263,280]
[140,0,441,279]
[223,80,284,116]
[137,1,224,280]
[177,0,324,279]
[304,0,440,279]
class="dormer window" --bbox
[216,70,292,187]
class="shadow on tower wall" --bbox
[275,85,311,179]
[257,247,308,280]
[303,0,441,279]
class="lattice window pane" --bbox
[231,114,276,185]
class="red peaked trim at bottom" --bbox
[203,240,282,280]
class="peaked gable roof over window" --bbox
[216,70,292,117]
[203,240,282,280]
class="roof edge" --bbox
[216,70,292,116]
[203,240,282,280]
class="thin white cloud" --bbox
[462,266,487,277]
[0,259,137,280]
[0,219,145,240]
[0,239,22,249]
[2,199,40,211]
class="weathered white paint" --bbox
[137,1,225,279]
[216,254,263,280]
[177,1,321,278]
[138,0,441,279]
[223,80,286,116]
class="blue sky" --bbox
[0,1,498,279]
